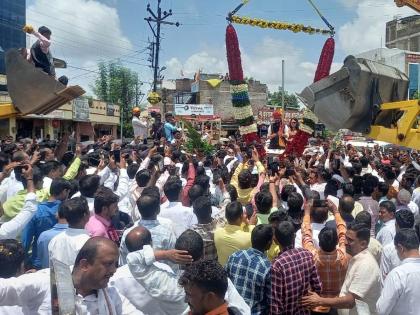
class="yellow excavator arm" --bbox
[395,0,420,12]
[0,103,19,119]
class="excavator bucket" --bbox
[5,49,85,115]
[298,55,409,133]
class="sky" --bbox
[24,0,415,100]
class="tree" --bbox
[268,87,300,110]
[92,61,140,138]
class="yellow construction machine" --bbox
[298,0,420,149]
[0,49,85,119]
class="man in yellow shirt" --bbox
[214,201,254,265]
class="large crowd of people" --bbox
[0,110,420,315]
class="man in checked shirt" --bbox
[270,220,322,315]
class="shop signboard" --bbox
[72,98,89,121]
[174,104,214,116]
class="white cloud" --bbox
[165,37,341,93]
[27,0,133,95]
[337,0,413,55]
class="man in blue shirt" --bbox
[164,112,179,143]
[21,178,71,267]
[36,206,68,269]
[225,224,273,315]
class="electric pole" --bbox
[145,0,180,92]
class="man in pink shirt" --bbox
[85,186,119,242]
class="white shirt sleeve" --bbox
[0,192,37,240]
[0,270,47,307]
[376,270,401,315]
[127,245,185,303]
[98,166,111,185]
[115,169,129,199]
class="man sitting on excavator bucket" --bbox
[22,25,68,86]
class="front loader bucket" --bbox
[5,49,85,115]
[298,55,409,133]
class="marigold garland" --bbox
[231,15,331,35]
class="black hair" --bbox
[163,179,183,202]
[394,228,420,251]
[348,222,371,243]
[274,221,296,247]
[188,184,204,204]
[136,193,160,219]
[127,163,140,179]
[378,182,390,197]
[324,179,339,197]
[61,197,89,226]
[192,196,212,221]
[194,174,210,191]
[287,192,303,212]
[49,178,71,197]
[42,160,62,177]
[352,176,363,195]
[0,239,25,278]
[395,209,415,229]
[38,25,51,35]
[67,179,80,198]
[79,175,100,198]
[21,166,43,188]
[225,184,238,202]
[175,229,204,262]
[354,211,372,229]
[251,224,273,251]
[225,201,243,224]
[362,180,374,196]
[238,169,252,190]
[281,185,296,202]
[268,208,290,224]
[319,227,338,252]
[311,205,329,224]
[94,186,119,214]
[136,169,151,187]
[379,200,396,214]
[342,183,355,197]
[339,195,355,214]
[141,186,160,199]
[255,190,273,215]
[179,260,228,298]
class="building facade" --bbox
[386,15,420,52]
[0,0,26,75]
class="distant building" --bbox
[356,47,420,99]
[0,0,26,75]
[386,15,420,52]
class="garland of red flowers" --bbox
[226,24,263,150]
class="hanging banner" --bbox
[174,104,214,116]
[72,98,90,121]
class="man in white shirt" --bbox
[0,237,142,314]
[48,197,91,266]
[111,226,178,315]
[0,165,38,240]
[377,201,397,246]
[302,222,381,315]
[161,178,196,237]
[119,188,177,265]
[380,209,415,284]
[132,107,148,143]
[295,203,327,249]
[377,228,420,315]
[127,229,251,315]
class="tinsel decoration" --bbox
[314,37,335,82]
[226,24,265,156]
[231,16,331,35]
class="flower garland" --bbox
[226,24,264,154]
[230,16,331,35]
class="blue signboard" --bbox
[408,63,419,99]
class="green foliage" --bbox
[268,88,300,110]
[183,120,215,155]
[412,91,420,100]
[92,61,141,136]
